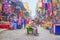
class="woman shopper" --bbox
[17,17,22,29]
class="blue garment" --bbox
[24,19,26,28]
[17,25,22,29]
[13,23,17,30]
[45,3,48,10]
[47,0,52,3]
[12,19,17,30]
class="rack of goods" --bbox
[51,0,60,35]
[0,0,30,29]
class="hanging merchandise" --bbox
[0,3,2,12]
[58,7,60,10]
[16,5,20,9]
[15,5,21,14]
[15,1,26,11]
[20,10,24,17]
[38,2,42,9]
[47,0,52,3]
[11,6,15,12]
[23,2,30,12]
[7,4,12,13]
[57,3,60,10]
[44,0,48,3]
[52,0,57,4]
[45,3,48,10]
[54,11,57,16]
[48,3,51,10]
[52,3,57,11]
[42,1,44,10]
[25,12,29,17]
[0,14,2,20]
[52,12,54,22]
[43,9,46,14]
[4,0,8,12]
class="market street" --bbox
[0,27,60,40]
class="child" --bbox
[31,22,39,36]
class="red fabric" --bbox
[42,2,44,10]
[7,10,12,13]
[9,27,14,30]
[0,24,9,29]
[20,11,24,17]
[26,20,29,24]
[48,3,50,10]
[52,12,54,22]
[0,14,2,20]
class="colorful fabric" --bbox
[18,19,21,25]
[45,3,48,10]
[26,20,29,24]
[47,0,52,3]
[42,2,44,9]
[48,3,50,10]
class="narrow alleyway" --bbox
[0,26,60,40]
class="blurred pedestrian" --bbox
[17,17,22,29]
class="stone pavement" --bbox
[0,29,7,32]
[0,27,60,40]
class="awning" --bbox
[11,1,26,11]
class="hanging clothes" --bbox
[20,10,24,17]
[45,3,48,10]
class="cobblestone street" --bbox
[0,27,60,40]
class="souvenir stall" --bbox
[36,0,53,29]
[0,0,30,30]
[0,0,10,29]
[48,0,60,34]
[53,11,60,34]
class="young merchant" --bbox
[31,22,39,36]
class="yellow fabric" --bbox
[38,2,42,7]
[53,0,57,3]
[23,2,30,12]
[45,22,52,27]
[26,24,31,28]
[0,3,2,10]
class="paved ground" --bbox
[0,29,7,32]
[0,27,60,40]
